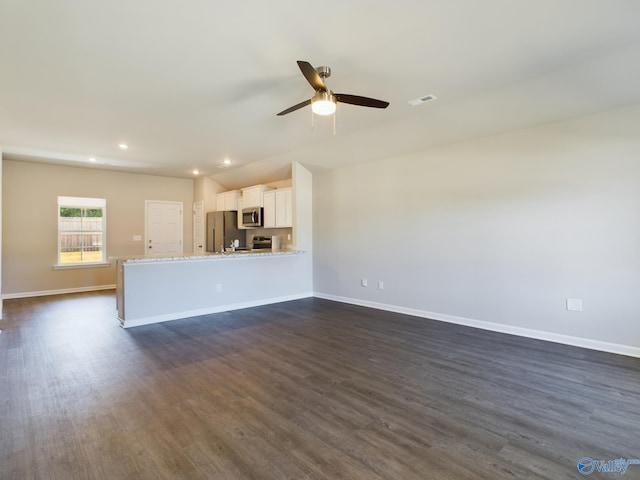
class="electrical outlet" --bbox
[378,281,384,290]
[361,278,368,287]
[566,298,582,312]
[216,283,223,293]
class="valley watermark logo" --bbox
[577,457,640,476]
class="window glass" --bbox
[58,197,106,265]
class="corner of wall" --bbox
[292,162,313,251]
[193,177,205,204]
[291,161,313,293]
[0,147,3,318]
[205,177,228,212]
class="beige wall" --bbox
[313,104,640,353]
[2,160,194,296]
[267,179,292,189]
[194,176,226,213]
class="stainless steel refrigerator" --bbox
[206,211,246,253]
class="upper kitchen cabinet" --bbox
[241,185,272,208]
[216,190,240,211]
[263,188,292,228]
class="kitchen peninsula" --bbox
[117,162,314,329]
[116,249,310,328]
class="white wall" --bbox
[313,104,640,354]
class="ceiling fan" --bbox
[277,60,390,117]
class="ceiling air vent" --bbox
[408,94,437,106]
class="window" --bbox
[58,196,106,265]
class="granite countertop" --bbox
[112,249,303,264]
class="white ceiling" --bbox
[1,0,640,189]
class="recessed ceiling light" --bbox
[89,157,97,162]
[408,94,437,106]
[118,143,129,150]
[192,169,199,175]
[223,158,231,166]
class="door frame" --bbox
[193,200,204,253]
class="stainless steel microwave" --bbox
[241,207,262,227]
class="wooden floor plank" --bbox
[1,291,639,479]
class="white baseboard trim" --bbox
[3,284,116,300]
[122,292,314,329]
[314,292,640,358]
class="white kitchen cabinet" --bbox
[276,188,292,227]
[262,190,276,228]
[263,188,292,228]
[241,185,272,208]
[216,190,240,211]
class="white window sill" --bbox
[52,262,112,270]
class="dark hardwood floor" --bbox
[1,291,639,479]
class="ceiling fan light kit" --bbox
[311,91,336,116]
[277,60,389,125]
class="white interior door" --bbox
[193,200,204,254]
[146,201,183,255]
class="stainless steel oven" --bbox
[252,236,272,250]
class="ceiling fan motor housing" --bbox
[317,66,331,80]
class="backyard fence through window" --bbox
[57,196,107,265]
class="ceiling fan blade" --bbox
[297,60,326,91]
[335,93,389,109]
[276,99,311,116]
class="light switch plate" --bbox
[361,278,368,287]
[566,298,583,312]
[133,235,142,241]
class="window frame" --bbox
[56,196,108,268]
